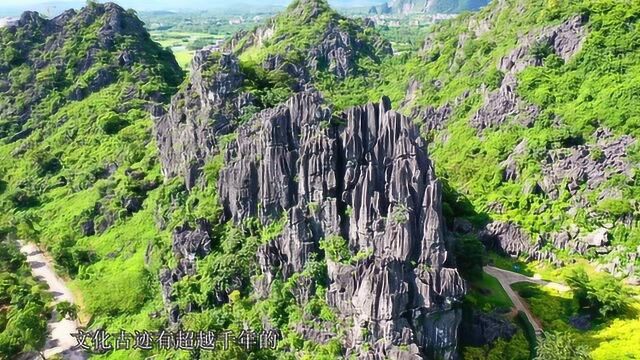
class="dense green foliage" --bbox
[2,0,640,358]
[565,268,632,318]
[346,0,640,273]
[0,241,49,359]
[454,235,485,281]
[463,330,530,360]
[535,332,591,360]
[0,4,185,358]
[512,278,640,359]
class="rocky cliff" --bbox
[155,50,251,188]
[155,46,467,355]
[391,0,640,289]
[214,91,466,358]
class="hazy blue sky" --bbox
[0,0,382,14]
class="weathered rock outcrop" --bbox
[471,73,539,130]
[551,226,610,255]
[155,50,251,188]
[217,91,466,359]
[479,221,552,261]
[540,128,635,199]
[470,15,586,130]
[232,0,392,80]
[159,220,212,325]
[307,22,392,78]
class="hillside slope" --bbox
[0,3,184,359]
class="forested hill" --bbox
[379,0,640,276]
[0,3,184,358]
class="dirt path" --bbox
[483,265,569,336]
[19,242,87,360]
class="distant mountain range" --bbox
[371,0,489,15]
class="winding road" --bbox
[484,265,570,336]
[19,242,87,360]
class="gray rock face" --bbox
[479,221,551,261]
[471,73,539,130]
[217,91,466,359]
[460,310,517,347]
[413,103,453,133]
[307,23,392,78]
[155,50,250,188]
[499,15,586,74]
[160,220,212,325]
[262,54,310,90]
[500,139,528,182]
[541,128,635,199]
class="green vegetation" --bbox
[465,273,513,312]
[454,235,485,281]
[565,268,632,318]
[535,332,591,360]
[0,4,184,357]
[55,301,78,321]
[319,234,351,263]
[0,241,49,359]
[2,0,640,358]
[512,280,640,359]
[234,0,392,109]
[463,330,530,360]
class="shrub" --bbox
[98,112,129,135]
[596,198,633,219]
[454,235,485,281]
[566,268,632,318]
[8,189,39,208]
[535,332,591,360]
[319,234,350,263]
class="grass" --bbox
[512,281,640,359]
[172,49,194,69]
[466,272,513,312]
[487,252,535,277]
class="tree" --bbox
[535,332,591,360]
[319,235,351,263]
[454,235,485,281]
[566,268,631,318]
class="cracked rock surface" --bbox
[217,91,466,359]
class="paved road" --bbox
[483,265,570,336]
[19,242,87,360]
